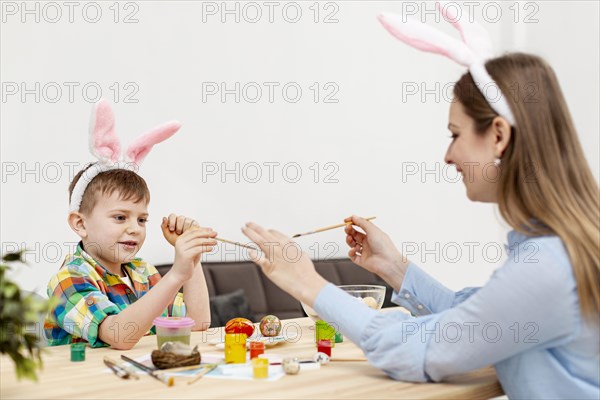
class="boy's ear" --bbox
[68,212,88,239]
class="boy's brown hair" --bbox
[68,163,150,215]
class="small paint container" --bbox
[249,341,265,359]
[70,342,86,362]
[225,333,247,364]
[252,357,269,379]
[317,339,333,357]
[153,316,195,349]
[315,320,335,347]
[335,331,343,343]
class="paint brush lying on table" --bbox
[120,355,174,387]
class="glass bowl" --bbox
[301,284,386,321]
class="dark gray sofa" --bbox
[155,258,394,327]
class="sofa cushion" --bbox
[209,288,254,328]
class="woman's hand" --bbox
[242,222,327,306]
[344,215,409,291]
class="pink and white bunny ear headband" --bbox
[69,99,181,212]
[377,1,516,126]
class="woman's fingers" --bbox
[243,222,278,249]
[268,229,294,244]
[245,222,272,240]
[183,218,196,232]
[347,215,377,235]
[345,229,365,247]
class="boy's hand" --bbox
[161,214,200,246]
[170,226,217,282]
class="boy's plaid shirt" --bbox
[45,242,185,347]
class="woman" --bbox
[241,51,599,400]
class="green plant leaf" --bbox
[2,250,26,263]
[1,250,47,381]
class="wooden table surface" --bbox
[1,315,503,399]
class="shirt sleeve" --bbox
[313,238,580,382]
[47,264,121,348]
[392,262,481,316]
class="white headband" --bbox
[378,1,516,126]
[69,99,181,212]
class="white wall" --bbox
[1,1,598,296]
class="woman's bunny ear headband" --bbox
[377,1,516,126]
[69,99,181,212]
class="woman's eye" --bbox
[449,133,458,140]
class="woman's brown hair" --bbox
[454,52,600,321]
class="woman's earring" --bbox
[494,158,502,166]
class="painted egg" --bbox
[313,352,330,365]
[225,317,255,337]
[259,315,282,337]
[282,357,300,375]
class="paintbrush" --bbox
[103,356,139,379]
[103,357,132,379]
[121,355,174,387]
[187,363,220,384]
[215,237,258,250]
[270,357,367,365]
[292,217,376,238]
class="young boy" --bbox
[45,165,216,349]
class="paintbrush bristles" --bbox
[292,217,376,238]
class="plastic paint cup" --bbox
[317,339,333,357]
[153,317,195,349]
[225,333,248,364]
[315,320,335,347]
[252,357,269,379]
[70,342,86,362]
[249,341,265,359]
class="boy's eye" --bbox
[138,218,148,224]
[114,215,126,221]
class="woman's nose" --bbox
[444,146,454,166]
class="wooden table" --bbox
[1,316,503,399]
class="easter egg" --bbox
[362,296,378,309]
[225,317,255,337]
[282,357,300,375]
[259,315,282,337]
